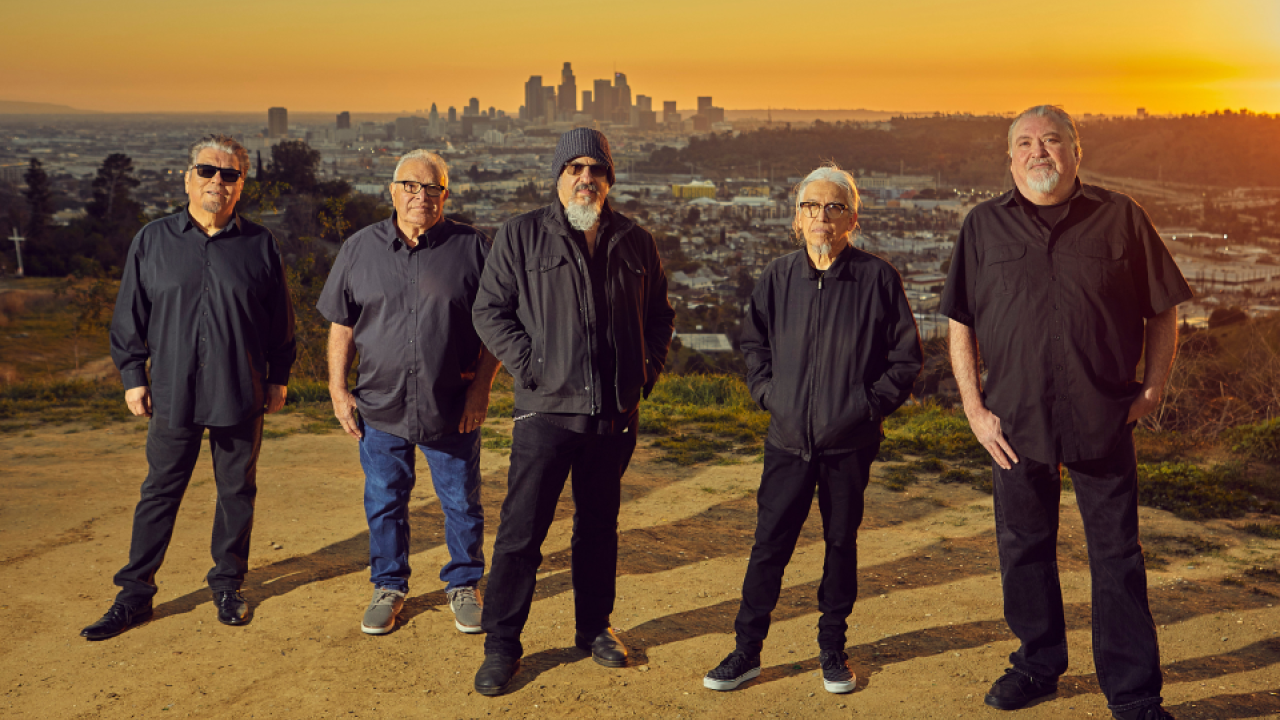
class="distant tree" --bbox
[86,153,141,226]
[684,207,701,226]
[1209,306,1249,329]
[55,274,117,370]
[22,158,55,242]
[734,267,755,302]
[267,140,321,195]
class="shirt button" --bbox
[408,339,414,344]
[1050,275,1057,281]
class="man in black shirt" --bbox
[471,128,675,695]
[317,150,499,636]
[83,134,296,639]
[941,106,1192,720]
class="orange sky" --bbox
[3,0,1278,116]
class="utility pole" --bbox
[7,229,24,277]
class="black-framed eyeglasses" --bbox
[393,180,446,196]
[799,202,852,219]
[193,164,243,182]
[564,162,610,179]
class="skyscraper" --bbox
[558,62,577,119]
[663,101,678,124]
[268,107,288,138]
[593,78,612,122]
[524,75,543,122]
[468,97,480,117]
[614,73,632,123]
[697,97,713,115]
[429,103,440,122]
[582,90,593,118]
[336,111,351,130]
[541,87,557,124]
[448,106,457,122]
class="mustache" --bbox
[574,182,598,193]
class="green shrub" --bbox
[1243,523,1280,539]
[1138,462,1259,520]
[880,401,986,463]
[1226,418,1280,463]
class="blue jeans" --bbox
[359,422,484,593]
[993,428,1163,713]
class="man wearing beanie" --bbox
[471,127,675,695]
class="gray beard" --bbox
[565,200,601,231]
[1026,169,1061,195]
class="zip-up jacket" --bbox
[742,246,922,460]
[472,201,675,414]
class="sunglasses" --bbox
[564,162,610,179]
[192,164,243,182]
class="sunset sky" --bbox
[4,0,1278,116]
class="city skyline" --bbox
[2,0,1278,116]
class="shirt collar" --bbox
[1003,178,1093,209]
[182,209,241,238]
[386,212,452,250]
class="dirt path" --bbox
[2,418,1279,719]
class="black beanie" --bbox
[551,128,615,186]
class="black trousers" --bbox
[482,415,637,658]
[113,415,264,606]
[733,441,878,654]
[993,427,1163,712]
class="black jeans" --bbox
[733,441,878,655]
[482,414,637,658]
[113,415,264,606]
[993,428,1163,712]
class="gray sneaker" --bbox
[448,585,483,634]
[361,587,405,635]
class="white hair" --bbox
[792,162,861,240]
[394,149,449,186]
[1008,105,1082,159]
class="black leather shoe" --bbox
[80,601,153,640]
[213,590,250,626]
[575,627,628,668]
[474,654,520,696]
[984,668,1057,710]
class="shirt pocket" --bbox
[1072,238,1126,287]
[523,254,570,385]
[985,243,1027,295]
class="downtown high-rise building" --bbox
[523,76,543,121]
[336,111,351,130]
[592,78,613,122]
[268,107,288,138]
[558,62,577,119]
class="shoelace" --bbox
[452,587,477,605]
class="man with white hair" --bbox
[703,162,921,694]
[317,150,499,636]
[83,133,296,639]
[471,128,675,695]
[941,105,1191,720]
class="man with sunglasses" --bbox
[703,162,921,694]
[471,128,674,695]
[83,134,296,639]
[317,149,499,637]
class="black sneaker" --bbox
[819,648,856,694]
[984,668,1058,710]
[703,649,761,691]
[1113,705,1177,720]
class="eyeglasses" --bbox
[192,164,243,182]
[799,202,853,219]
[393,181,446,196]
[564,162,610,179]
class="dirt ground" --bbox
[2,414,1279,719]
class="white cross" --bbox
[7,229,24,277]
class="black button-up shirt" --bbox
[940,182,1193,464]
[317,216,491,443]
[110,211,297,428]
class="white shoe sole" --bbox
[455,619,483,634]
[362,621,395,635]
[823,674,857,694]
[703,666,761,691]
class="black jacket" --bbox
[472,201,675,414]
[741,246,922,460]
